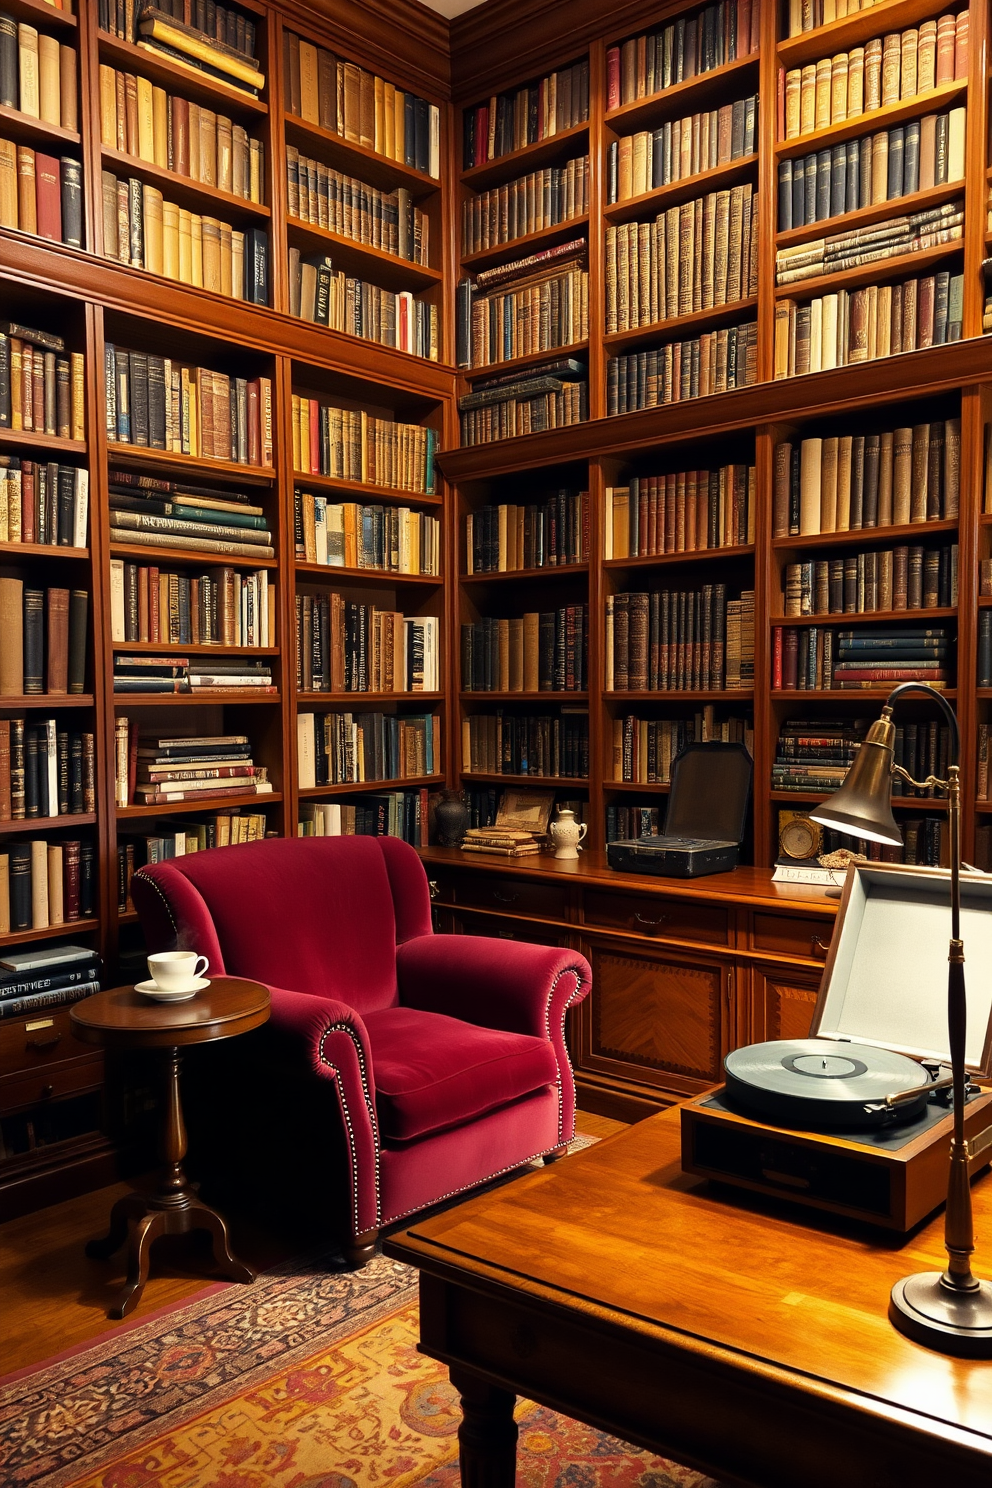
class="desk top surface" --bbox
[387,1108,992,1452]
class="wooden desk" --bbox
[385,1108,992,1488]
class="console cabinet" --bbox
[422,849,836,1121]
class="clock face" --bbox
[780,817,818,860]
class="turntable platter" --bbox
[724,1039,932,1129]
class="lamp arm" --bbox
[890,763,949,793]
[885,681,960,765]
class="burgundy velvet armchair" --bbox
[131,835,591,1265]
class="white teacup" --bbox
[147,951,209,993]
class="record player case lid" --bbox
[664,741,752,843]
[811,863,992,1077]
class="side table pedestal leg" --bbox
[85,1192,148,1260]
[191,1201,255,1284]
[113,1211,167,1320]
[450,1367,518,1488]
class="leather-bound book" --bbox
[0,718,9,819]
[909,424,929,521]
[876,431,894,526]
[862,434,880,528]
[34,152,61,241]
[9,718,24,817]
[628,592,649,690]
[68,589,87,693]
[16,146,37,235]
[8,841,31,929]
[0,138,15,232]
[944,417,960,517]
[927,422,945,519]
[0,13,15,109]
[18,23,39,117]
[45,586,69,694]
[23,587,44,693]
[47,843,63,925]
[0,577,23,695]
[30,837,48,926]
[60,156,82,249]
[863,36,883,110]
[63,837,81,918]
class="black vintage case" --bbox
[606,741,753,879]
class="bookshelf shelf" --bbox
[462,218,591,274]
[286,217,442,292]
[0,695,93,709]
[112,692,282,704]
[117,908,139,923]
[0,429,85,456]
[777,0,960,67]
[462,563,589,583]
[771,688,958,699]
[0,104,80,150]
[112,643,280,655]
[605,779,672,793]
[771,606,957,626]
[461,341,589,381]
[605,690,754,702]
[0,813,97,834]
[295,691,444,703]
[605,298,759,356]
[461,122,589,192]
[773,239,963,300]
[769,788,948,809]
[284,114,439,196]
[605,55,759,135]
[117,793,283,818]
[0,919,99,947]
[603,155,758,228]
[294,561,440,582]
[461,691,588,701]
[775,181,966,252]
[462,772,588,786]
[2,0,76,28]
[99,147,272,224]
[774,80,968,163]
[772,519,959,550]
[109,540,278,568]
[290,471,442,506]
[298,776,442,797]
[605,545,754,570]
[0,542,89,559]
[97,32,269,117]
[105,444,276,485]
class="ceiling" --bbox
[419,0,488,14]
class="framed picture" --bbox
[496,789,556,837]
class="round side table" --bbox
[71,977,270,1319]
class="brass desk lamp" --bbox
[810,681,992,1357]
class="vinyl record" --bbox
[724,1039,931,1129]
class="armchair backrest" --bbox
[132,835,433,1013]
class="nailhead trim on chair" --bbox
[543,965,588,1144]
[133,871,180,939]
[318,1021,382,1232]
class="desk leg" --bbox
[450,1367,518,1488]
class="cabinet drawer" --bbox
[449,911,569,948]
[583,890,730,945]
[750,913,833,961]
[0,1053,104,1115]
[0,1008,91,1077]
[452,874,568,921]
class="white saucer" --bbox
[134,976,210,1002]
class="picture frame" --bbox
[496,788,556,837]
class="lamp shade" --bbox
[809,710,903,847]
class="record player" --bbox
[607,742,752,878]
[681,863,992,1231]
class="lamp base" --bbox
[890,1272,992,1357]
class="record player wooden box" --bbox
[681,864,992,1232]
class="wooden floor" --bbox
[0,1110,626,1378]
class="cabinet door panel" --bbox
[747,966,821,1045]
[576,937,731,1097]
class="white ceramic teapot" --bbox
[550,807,587,860]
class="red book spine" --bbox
[63,840,81,920]
[606,47,620,111]
[782,627,799,689]
[148,565,160,642]
[772,625,784,689]
[35,153,63,242]
[247,379,260,465]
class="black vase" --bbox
[434,790,469,846]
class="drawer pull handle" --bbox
[492,890,519,905]
[27,1035,61,1051]
[40,1084,54,1098]
[635,912,668,927]
[428,880,439,902]
[811,936,830,957]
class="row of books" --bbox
[107,468,274,560]
[776,201,963,286]
[113,652,274,694]
[607,3,758,111]
[606,804,662,843]
[612,712,752,784]
[465,490,589,574]
[298,791,429,844]
[775,717,950,796]
[605,464,755,560]
[287,151,428,264]
[118,811,268,904]
[780,15,968,142]
[98,65,264,201]
[777,109,966,232]
[121,4,263,99]
[0,720,95,820]
[303,491,437,572]
[607,322,758,415]
[0,323,84,439]
[977,610,992,686]
[773,419,960,536]
[605,184,758,334]
[290,396,436,494]
[0,143,82,247]
[0,457,87,547]
[458,366,587,446]
[786,0,883,38]
[607,95,757,205]
[783,543,958,616]
[461,607,588,694]
[287,253,438,359]
[110,560,273,646]
[114,724,271,807]
[774,271,964,378]
[460,709,589,779]
[294,490,440,575]
[0,17,75,128]
[463,60,589,168]
[284,31,439,178]
[295,597,440,694]
[771,624,952,689]
[463,156,588,256]
[0,946,99,1024]
[296,710,439,787]
[461,246,589,369]
[606,586,754,692]
[0,840,96,934]
[104,345,274,466]
[0,580,87,697]
[101,172,269,304]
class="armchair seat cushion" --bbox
[363,1006,558,1143]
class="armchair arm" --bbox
[396,936,591,1144]
[266,987,382,1238]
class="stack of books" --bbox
[114,727,272,808]
[772,719,863,793]
[0,458,88,547]
[107,469,274,560]
[0,719,96,819]
[775,201,964,287]
[112,654,275,694]
[833,626,952,689]
[457,239,588,368]
[132,4,264,98]
[0,944,100,1023]
[0,841,96,932]
[0,321,85,439]
[458,357,587,446]
[460,825,542,858]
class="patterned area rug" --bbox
[1,1250,722,1488]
